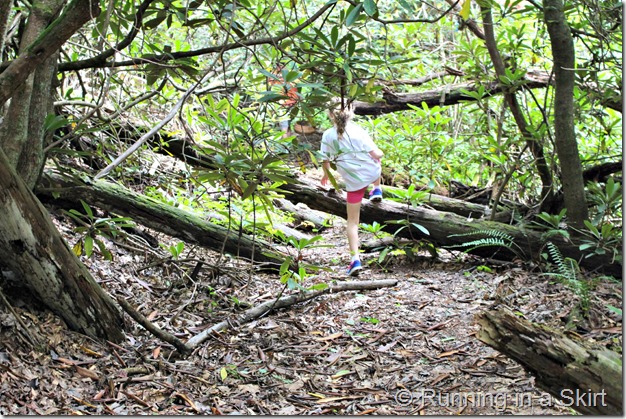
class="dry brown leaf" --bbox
[376,340,398,352]
[315,332,343,341]
[174,392,199,412]
[436,349,461,358]
[79,346,103,358]
[74,365,99,380]
[326,351,343,365]
[152,346,161,359]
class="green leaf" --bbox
[607,304,622,316]
[411,223,430,235]
[43,114,69,134]
[460,0,471,20]
[80,200,93,218]
[242,182,258,199]
[308,283,329,291]
[363,0,377,16]
[220,367,228,381]
[84,235,94,257]
[345,3,363,26]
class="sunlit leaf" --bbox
[460,0,472,20]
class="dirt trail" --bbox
[0,203,621,415]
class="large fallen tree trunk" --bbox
[37,172,286,270]
[281,179,621,278]
[476,306,622,415]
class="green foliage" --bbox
[274,234,330,291]
[359,221,388,239]
[576,178,622,262]
[161,241,185,259]
[586,177,622,227]
[543,242,591,316]
[387,184,430,207]
[65,201,134,260]
[578,220,622,264]
[448,229,522,257]
[531,209,570,240]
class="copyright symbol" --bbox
[394,389,413,406]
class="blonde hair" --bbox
[328,99,354,138]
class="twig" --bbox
[186,279,397,348]
[116,297,192,354]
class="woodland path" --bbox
[0,175,621,415]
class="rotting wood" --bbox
[476,306,623,415]
[186,279,398,349]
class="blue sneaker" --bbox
[347,260,363,276]
[369,188,383,202]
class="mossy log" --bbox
[476,306,622,415]
[281,179,621,278]
[37,173,286,270]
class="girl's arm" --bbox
[369,148,383,160]
[321,160,331,186]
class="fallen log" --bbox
[37,172,286,269]
[186,279,398,348]
[476,306,622,415]
[273,198,330,231]
[281,179,621,278]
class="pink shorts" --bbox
[346,187,367,204]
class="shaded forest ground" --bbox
[0,187,621,414]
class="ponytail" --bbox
[328,100,354,139]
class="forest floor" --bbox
[0,171,622,415]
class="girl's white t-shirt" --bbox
[320,121,381,192]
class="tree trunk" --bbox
[0,0,101,106]
[544,0,589,229]
[37,172,287,269]
[479,3,555,211]
[281,179,621,278]
[0,148,124,342]
[476,307,622,415]
[0,0,64,188]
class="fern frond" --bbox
[546,242,577,282]
[448,229,522,255]
[449,229,513,241]
[449,237,511,252]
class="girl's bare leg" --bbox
[346,202,361,258]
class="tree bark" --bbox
[0,0,63,189]
[476,306,622,415]
[0,0,101,106]
[0,148,124,342]
[544,0,589,229]
[37,172,287,270]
